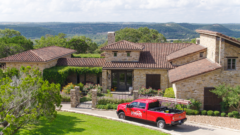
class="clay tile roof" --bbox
[101,40,144,51]
[103,43,193,69]
[57,58,105,67]
[167,44,207,61]
[0,46,76,62]
[196,29,240,45]
[168,59,222,83]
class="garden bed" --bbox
[187,115,240,130]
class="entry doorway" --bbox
[112,70,133,91]
[204,87,222,111]
[146,74,161,90]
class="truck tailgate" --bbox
[173,111,186,121]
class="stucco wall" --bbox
[200,34,217,62]
[6,59,58,73]
[171,51,207,66]
[105,51,140,62]
[133,69,169,91]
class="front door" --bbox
[118,72,126,90]
[112,70,132,91]
[204,87,222,111]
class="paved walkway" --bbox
[61,103,240,135]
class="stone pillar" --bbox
[107,70,111,90]
[75,86,80,103]
[92,89,98,109]
[70,86,80,108]
[102,70,107,93]
[133,90,139,100]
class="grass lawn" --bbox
[2,112,168,135]
[72,54,103,58]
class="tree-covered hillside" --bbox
[0,22,240,44]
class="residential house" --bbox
[1,30,239,110]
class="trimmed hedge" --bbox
[228,112,233,117]
[43,66,102,84]
[214,111,220,116]
[232,111,239,118]
[221,112,226,117]
[194,110,199,115]
[201,110,207,115]
[207,110,213,116]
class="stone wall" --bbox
[200,34,217,62]
[105,51,140,62]
[6,59,58,73]
[173,69,222,109]
[171,51,207,66]
[133,69,169,91]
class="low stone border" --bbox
[186,121,240,133]
[60,109,179,135]
[61,102,70,104]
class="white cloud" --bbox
[0,0,239,23]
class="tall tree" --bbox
[0,28,21,38]
[72,36,98,53]
[34,33,67,49]
[115,27,166,43]
[67,38,89,53]
[0,29,33,58]
[0,67,61,135]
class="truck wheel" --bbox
[118,112,126,120]
[157,120,166,129]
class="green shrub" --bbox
[80,96,91,102]
[221,112,226,117]
[228,112,233,117]
[61,94,70,102]
[188,99,202,111]
[232,111,239,118]
[186,109,194,115]
[163,87,175,98]
[96,104,118,110]
[98,98,133,105]
[201,110,207,115]
[76,82,84,90]
[214,111,220,116]
[194,110,199,115]
[207,110,213,116]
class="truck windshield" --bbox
[148,101,160,110]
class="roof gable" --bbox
[101,40,144,51]
[0,46,76,62]
[196,29,240,45]
[167,44,207,61]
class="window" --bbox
[113,52,117,57]
[148,102,160,110]
[200,52,204,58]
[227,58,236,70]
[129,102,139,108]
[138,102,146,109]
[0,63,6,69]
[127,51,131,57]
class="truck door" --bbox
[133,102,147,120]
[126,102,139,116]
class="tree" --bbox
[115,27,166,43]
[71,36,98,53]
[0,67,61,135]
[34,33,67,49]
[211,84,240,112]
[67,38,89,53]
[0,29,21,38]
[0,29,33,58]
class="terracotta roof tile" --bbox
[103,43,193,69]
[167,44,207,61]
[0,46,76,62]
[57,58,105,67]
[101,40,144,51]
[168,59,221,83]
[196,29,240,45]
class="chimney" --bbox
[196,38,200,45]
[108,32,115,45]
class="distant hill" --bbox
[1,22,240,44]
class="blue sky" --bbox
[0,0,240,23]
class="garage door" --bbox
[204,87,222,111]
[146,74,160,90]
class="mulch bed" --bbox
[187,115,240,130]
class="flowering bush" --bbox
[85,84,103,99]
[83,83,95,93]
[62,83,75,94]
[138,86,164,96]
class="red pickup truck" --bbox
[116,99,187,129]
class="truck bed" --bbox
[149,106,183,114]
